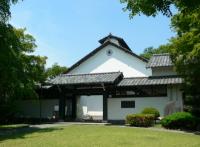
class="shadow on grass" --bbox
[0,125,63,142]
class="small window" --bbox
[106,49,113,56]
[121,101,135,108]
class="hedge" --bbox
[161,112,197,130]
[142,107,160,119]
[126,114,154,127]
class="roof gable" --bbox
[66,41,148,74]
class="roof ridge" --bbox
[63,72,122,76]
[121,75,181,80]
[122,77,148,79]
[153,53,170,56]
[149,75,181,78]
[99,34,132,51]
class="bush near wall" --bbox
[161,112,198,130]
[126,114,154,127]
[142,107,160,119]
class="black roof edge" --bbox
[146,65,173,68]
[149,75,181,78]
[113,72,124,85]
[152,53,170,56]
[121,75,181,80]
[65,41,148,74]
[62,71,122,76]
[99,34,131,51]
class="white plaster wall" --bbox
[76,95,103,120]
[68,44,151,77]
[108,97,170,120]
[17,99,59,118]
[107,85,183,120]
[152,67,177,76]
[108,38,120,46]
[167,85,183,111]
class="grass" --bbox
[152,123,163,128]
[0,124,28,129]
[0,125,200,147]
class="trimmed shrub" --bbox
[126,114,154,127]
[142,107,160,119]
[161,112,197,130]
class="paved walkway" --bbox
[30,122,109,129]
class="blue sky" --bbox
[11,0,175,67]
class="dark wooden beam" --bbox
[103,92,108,121]
[59,91,66,120]
[72,95,77,120]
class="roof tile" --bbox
[49,72,123,85]
[147,53,173,68]
[118,76,183,86]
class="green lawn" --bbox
[0,125,200,147]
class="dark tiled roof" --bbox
[118,76,183,86]
[147,53,173,68]
[49,72,123,85]
[99,34,131,51]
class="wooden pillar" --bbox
[59,92,66,120]
[103,92,108,121]
[72,95,77,120]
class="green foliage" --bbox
[141,107,160,119]
[169,10,200,114]
[0,24,47,122]
[126,114,154,127]
[46,63,67,79]
[120,0,200,18]
[0,0,21,22]
[0,0,47,122]
[140,45,170,59]
[0,101,19,123]
[161,112,197,130]
[0,25,47,100]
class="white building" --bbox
[18,34,183,123]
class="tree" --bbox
[0,26,47,122]
[0,0,47,122]
[120,0,200,115]
[46,63,67,79]
[140,45,170,59]
[0,0,21,22]
[120,0,200,17]
[0,26,47,100]
[170,10,200,115]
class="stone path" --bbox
[30,122,109,129]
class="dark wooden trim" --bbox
[59,93,66,120]
[110,95,167,98]
[103,92,108,121]
[72,95,77,120]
